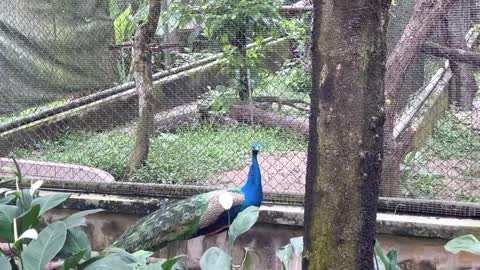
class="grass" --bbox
[15,125,306,184]
[400,112,480,201]
[425,112,480,160]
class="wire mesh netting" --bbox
[0,0,480,216]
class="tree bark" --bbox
[232,23,251,101]
[127,0,163,175]
[303,0,389,269]
[381,0,457,197]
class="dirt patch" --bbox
[209,151,307,194]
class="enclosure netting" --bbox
[0,0,479,217]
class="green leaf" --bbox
[63,209,104,229]
[374,256,386,270]
[228,206,259,246]
[80,254,133,270]
[58,227,92,260]
[31,193,71,216]
[64,250,88,270]
[18,189,33,213]
[445,234,480,255]
[200,247,232,270]
[22,221,68,270]
[0,205,18,242]
[276,244,293,270]
[239,247,257,270]
[17,204,40,234]
[0,252,11,270]
[132,250,154,265]
[374,240,390,267]
[161,254,186,270]
[387,250,398,270]
[289,236,303,257]
[0,194,15,205]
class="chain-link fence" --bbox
[0,0,480,216]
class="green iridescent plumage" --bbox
[112,144,262,252]
[113,188,244,252]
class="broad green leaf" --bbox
[290,236,303,257]
[64,250,87,270]
[0,252,11,270]
[170,262,187,270]
[22,221,68,270]
[161,254,187,270]
[374,240,390,267]
[240,247,257,270]
[17,204,40,234]
[58,228,92,260]
[80,254,132,270]
[387,250,398,270]
[445,234,480,255]
[18,189,34,213]
[63,209,105,229]
[200,247,232,270]
[276,244,293,270]
[132,250,154,265]
[0,205,18,242]
[31,193,71,216]
[0,194,15,205]
[228,206,259,246]
[374,256,386,270]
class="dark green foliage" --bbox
[273,62,311,94]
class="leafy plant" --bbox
[0,157,185,270]
[110,0,149,45]
[199,205,260,270]
[445,234,480,255]
[374,240,401,270]
[276,236,303,270]
[165,0,283,99]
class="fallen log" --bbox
[228,104,308,137]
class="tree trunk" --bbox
[232,24,251,101]
[445,0,479,110]
[381,0,457,197]
[303,0,389,269]
[127,0,163,175]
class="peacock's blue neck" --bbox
[241,151,263,208]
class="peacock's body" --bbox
[113,143,263,252]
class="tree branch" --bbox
[423,41,480,67]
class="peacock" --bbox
[112,143,263,252]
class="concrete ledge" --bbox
[18,190,480,240]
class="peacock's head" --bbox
[251,143,261,153]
